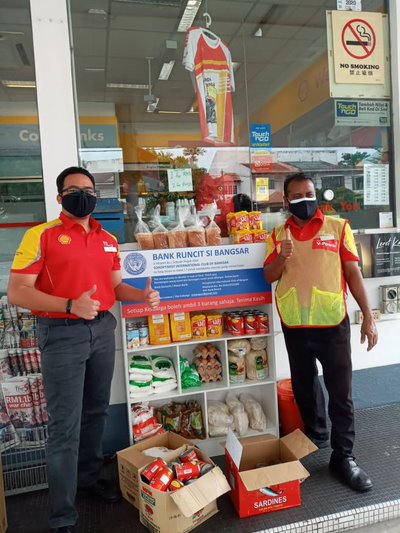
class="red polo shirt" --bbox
[264,209,359,266]
[11,212,121,318]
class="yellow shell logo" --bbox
[58,234,71,245]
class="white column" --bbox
[389,0,400,227]
[30,0,79,221]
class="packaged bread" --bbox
[204,206,222,246]
[134,204,154,250]
[228,351,245,384]
[168,206,189,248]
[188,227,206,247]
[151,204,169,249]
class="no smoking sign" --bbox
[331,10,385,85]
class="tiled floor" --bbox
[4,404,400,533]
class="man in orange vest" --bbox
[264,172,377,492]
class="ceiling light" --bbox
[158,61,175,81]
[1,80,36,88]
[177,0,202,33]
[186,106,199,114]
[85,68,105,72]
[253,28,263,37]
[106,83,149,89]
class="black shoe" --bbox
[78,478,121,503]
[50,527,76,533]
[329,455,373,492]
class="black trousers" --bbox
[281,315,355,457]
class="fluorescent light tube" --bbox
[106,83,149,89]
[1,80,36,88]
[177,0,202,33]
[158,61,175,81]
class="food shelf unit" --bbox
[121,305,280,457]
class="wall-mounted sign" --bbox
[331,11,385,85]
[371,233,400,277]
[337,0,362,11]
[255,178,270,202]
[167,168,193,192]
[249,124,271,148]
[364,164,389,206]
[79,148,124,173]
[250,149,273,173]
[335,99,390,126]
[326,11,390,99]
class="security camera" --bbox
[146,101,159,113]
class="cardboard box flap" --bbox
[239,460,309,491]
[280,429,318,459]
[171,466,231,517]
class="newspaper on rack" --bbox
[1,377,41,445]
[0,383,19,451]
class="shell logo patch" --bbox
[58,234,71,245]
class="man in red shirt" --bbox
[7,167,160,533]
[264,172,377,493]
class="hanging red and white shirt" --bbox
[183,27,235,145]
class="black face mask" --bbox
[288,198,317,220]
[61,190,96,218]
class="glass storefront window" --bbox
[70,0,392,245]
[0,1,45,294]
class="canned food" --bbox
[256,313,269,334]
[179,448,198,464]
[230,314,244,336]
[199,462,214,476]
[150,465,174,492]
[244,314,257,335]
[139,324,149,346]
[168,479,184,492]
[141,458,166,483]
[174,461,201,482]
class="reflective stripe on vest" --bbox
[275,217,347,327]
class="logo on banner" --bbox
[124,252,147,275]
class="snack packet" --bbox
[204,204,222,246]
[168,206,189,248]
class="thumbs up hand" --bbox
[71,285,101,319]
[280,227,294,261]
[143,277,160,309]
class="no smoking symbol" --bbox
[341,18,376,59]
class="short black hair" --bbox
[56,166,96,193]
[284,172,315,198]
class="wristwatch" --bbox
[66,299,73,314]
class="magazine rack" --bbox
[1,427,48,495]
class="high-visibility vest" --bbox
[275,216,348,327]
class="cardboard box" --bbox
[117,432,193,509]
[0,460,7,532]
[139,445,231,533]
[225,428,318,518]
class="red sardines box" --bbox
[224,429,317,518]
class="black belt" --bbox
[37,310,108,326]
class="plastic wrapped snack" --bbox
[225,392,249,436]
[250,337,268,351]
[151,204,169,249]
[240,393,267,431]
[134,204,154,250]
[227,338,251,357]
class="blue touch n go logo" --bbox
[336,101,358,117]
[124,252,147,276]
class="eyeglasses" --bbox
[61,187,96,196]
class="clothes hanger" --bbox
[202,12,219,41]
